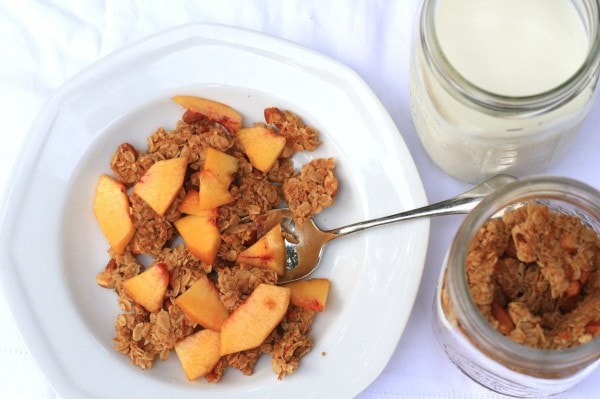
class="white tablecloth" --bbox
[1,1,599,398]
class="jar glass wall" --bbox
[409,0,600,183]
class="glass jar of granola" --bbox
[434,176,600,397]
[409,0,600,183]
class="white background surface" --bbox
[1,1,598,398]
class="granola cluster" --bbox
[466,202,600,349]
[96,104,338,381]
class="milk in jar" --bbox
[409,0,600,183]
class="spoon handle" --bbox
[327,174,517,238]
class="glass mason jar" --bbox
[434,176,600,397]
[409,0,600,183]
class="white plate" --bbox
[0,23,429,398]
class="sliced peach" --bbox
[174,215,222,265]
[93,175,135,254]
[172,95,243,133]
[282,278,330,312]
[220,284,290,355]
[174,329,221,381]
[198,170,234,210]
[132,157,188,216]
[204,147,238,186]
[178,189,219,217]
[236,224,285,275]
[175,274,229,331]
[122,262,169,313]
[237,125,286,173]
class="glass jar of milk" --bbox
[409,0,600,183]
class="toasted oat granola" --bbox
[265,107,321,158]
[466,202,600,349]
[282,158,338,223]
[97,103,336,381]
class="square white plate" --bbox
[0,23,429,398]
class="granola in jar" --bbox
[466,202,600,349]
[434,177,600,397]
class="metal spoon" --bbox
[256,174,517,283]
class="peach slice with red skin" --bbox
[220,283,290,355]
[236,224,285,275]
[237,125,286,173]
[174,329,221,381]
[204,147,238,186]
[122,262,169,313]
[175,274,229,331]
[172,95,243,133]
[132,157,188,216]
[174,214,222,265]
[93,175,135,254]
[282,278,331,312]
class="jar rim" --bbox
[447,176,600,376]
[420,0,600,115]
